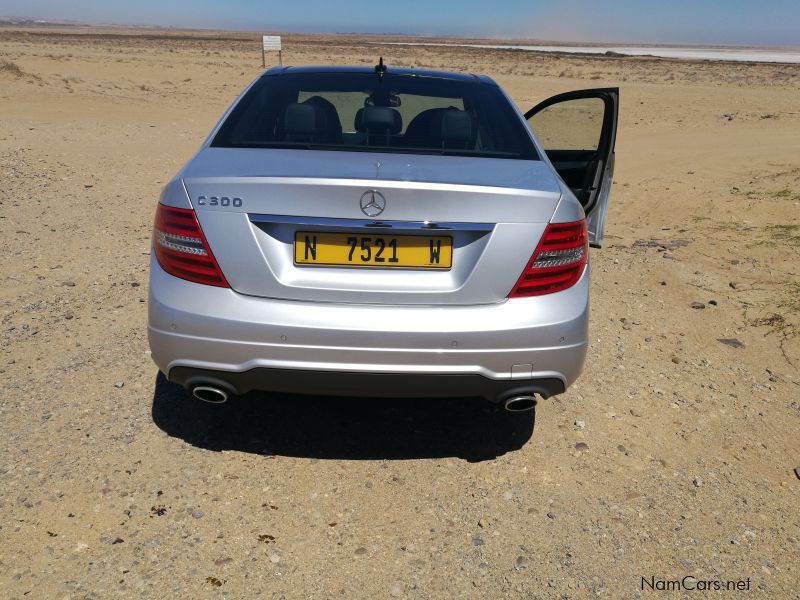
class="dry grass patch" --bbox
[0,59,41,81]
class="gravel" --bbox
[1,30,798,600]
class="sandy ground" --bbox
[1,28,799,598]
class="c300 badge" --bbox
[197,195,242,207]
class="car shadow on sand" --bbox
[151,373,535,462]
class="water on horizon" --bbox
[381,42,800,64]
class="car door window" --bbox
[527,97,606,206]
[528,97,605,152]
[525,88,618,247]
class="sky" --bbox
[2,0,799,45]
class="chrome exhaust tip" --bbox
[503,395,537,412]
[192,385,229,404]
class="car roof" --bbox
[262,65,497,85]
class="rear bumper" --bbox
[168,366,565,402]
[148,256,589,401]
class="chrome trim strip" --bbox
[248,213,494,231]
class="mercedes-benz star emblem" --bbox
[359,190,386,217]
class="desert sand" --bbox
[1,27,799,598]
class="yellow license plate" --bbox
[294,231,453,269]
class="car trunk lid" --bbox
[184,148,563,305]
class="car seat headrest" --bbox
[440,111,474,144]
[354,106,403,134]
[281,103,319,136]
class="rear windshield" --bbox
[211,72,538,160]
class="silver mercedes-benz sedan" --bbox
[148,63,618,411]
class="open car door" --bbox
[525,88,618,247]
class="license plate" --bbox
[294,231,453,269]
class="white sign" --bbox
[262,36,282,51]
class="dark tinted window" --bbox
[212,73,538,160]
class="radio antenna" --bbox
[375,57,386,81]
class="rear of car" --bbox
[148,66,617,407]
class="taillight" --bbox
[152,204,229,287]
[509,220,587,297]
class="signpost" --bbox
[262,35,282,68]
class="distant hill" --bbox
[0,16,90,27]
